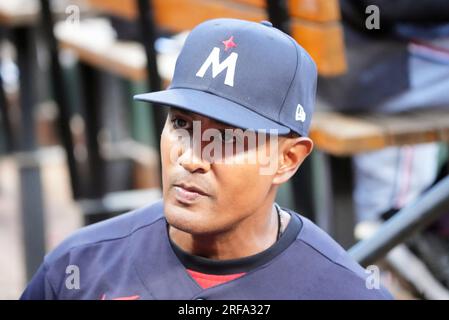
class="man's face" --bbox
[161,108,281,235]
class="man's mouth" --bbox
[173,183,209,203]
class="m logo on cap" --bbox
[196,37,238,87]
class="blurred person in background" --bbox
[318,0,449,288]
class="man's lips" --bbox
[173,183,209,196]
[173,183,210,203]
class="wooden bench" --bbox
[310,107,449,156]
[0,1,40,27]
[83,0,346,76]
[54,17,180,83]
[53,0,347,94]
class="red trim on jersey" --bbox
[187,269,246,289]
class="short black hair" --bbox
[283,131,301,139]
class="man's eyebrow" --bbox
[169,107,235,129]
[168,107,197,118]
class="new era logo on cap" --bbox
[295,104,306,122]
[134,18,317,137]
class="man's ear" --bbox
[272,137,313,185]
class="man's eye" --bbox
[220,131,237,144]
[171,117,190,129]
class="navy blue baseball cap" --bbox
[134,18,317,136]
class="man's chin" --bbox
[164,199,233,235]
[164,202,209,234]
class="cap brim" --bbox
[134,88,290,134]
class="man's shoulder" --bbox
[283,208,393,299]
[45,199,165,264]
[292,211,365,276]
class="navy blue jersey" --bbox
[20,201,392,300]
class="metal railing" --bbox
[349,174,449,266]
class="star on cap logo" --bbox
[195,35,239,87]
[222,36,237,51]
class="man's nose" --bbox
[178,143,211,174]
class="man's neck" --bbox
[168,203,281,260]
